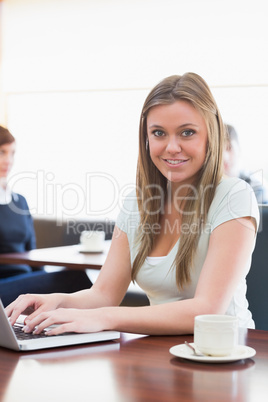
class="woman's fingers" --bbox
[23,308,97,336]
[6,293,61,326]
[20,307,105,336]
[43,323,73,336]
[7,294,51,326]
[23,309,67,335]
[6,294,39,325]
[23,312,53,334]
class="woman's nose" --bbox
[166,137,182,153]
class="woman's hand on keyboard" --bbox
[5,293,64,327]
[22,307,112,335]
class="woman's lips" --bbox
[163,158,188,166]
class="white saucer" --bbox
[77,245,104,253]
[169,343,256,363]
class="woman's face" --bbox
[0,142,16,179]
[147,100,208,190]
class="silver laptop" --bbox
[0,299,120,351]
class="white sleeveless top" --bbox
[116,177,260,328]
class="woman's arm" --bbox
[7,226,132,324]
[21,216,256,336]
[60,225,133,309]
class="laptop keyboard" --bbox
[13,324,49,340]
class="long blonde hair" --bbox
[132,73,225,289]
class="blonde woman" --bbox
[7,73,259,335]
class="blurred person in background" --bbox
[224,124,268,204]
[0,125,92,305]
[0,126,38,278]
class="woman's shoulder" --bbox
[213,176,255,203]
[116,189,140,232]
[208,176,259,226]
[120,189,139,212]
[218,176,241,187]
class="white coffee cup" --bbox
[194,314,239,356]
[80,230,105,252]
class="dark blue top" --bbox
[0,193,36,278]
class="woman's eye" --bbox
[152,130,165,137]
[182,129,195,137]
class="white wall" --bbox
[1,0,268,221]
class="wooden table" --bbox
[0,328,268,402]
[0,241,111,270]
